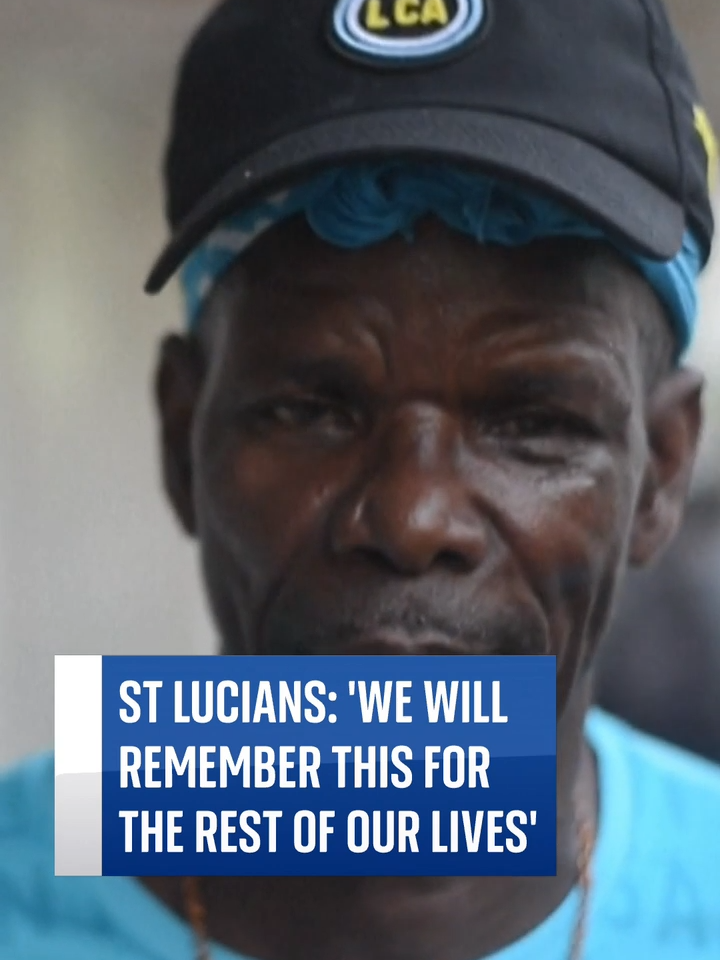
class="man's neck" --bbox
[143,692,597,960]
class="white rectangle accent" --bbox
[55,655,103,876]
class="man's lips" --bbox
[264,602,545,656]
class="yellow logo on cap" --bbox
[364,0,450,31]
[333,0,485,64]
[694,105,718,195]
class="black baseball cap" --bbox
[145,0,716,294]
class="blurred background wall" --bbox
[0,0,718,766]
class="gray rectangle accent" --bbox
[54,655,103,876]
[55,771,103,876]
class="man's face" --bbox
[157,218,700,712]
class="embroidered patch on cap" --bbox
[331,0,486,67]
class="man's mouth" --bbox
[261,594,546,658]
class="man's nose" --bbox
[330,406,489,576]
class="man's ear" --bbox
[629,368,704,568]
[155,334,205,537]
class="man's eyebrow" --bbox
[270,356,373,394]
[480,368,610,400]
[475,352,634,414]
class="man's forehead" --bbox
[218,217,651,333]
[203,222,645,393]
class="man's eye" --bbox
[254,399,359,435]
[494,412,595,439]
[477,409,600,444]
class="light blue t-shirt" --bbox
[0,711,718,960]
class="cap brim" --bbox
[145,106,685,293]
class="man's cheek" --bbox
[200,443,337,568]
[507,467,629,621]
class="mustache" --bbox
[260,588,547,657]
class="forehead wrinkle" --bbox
[234,296,396,388]
[460,302,636,355]
[207,224,655,393]
[213,249,391,329]
[478,340,636,406]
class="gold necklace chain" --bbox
[183,813,595,960]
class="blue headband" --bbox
[181,163,702,355]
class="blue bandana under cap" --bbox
[181,163,702,356]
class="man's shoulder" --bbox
[0,754,57,949]
[0,751,54,849]
[588,708,720,810]
[0,753,184,960]
[587,711,720,958]
[589,709,720,852]
[0,751,56,926]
